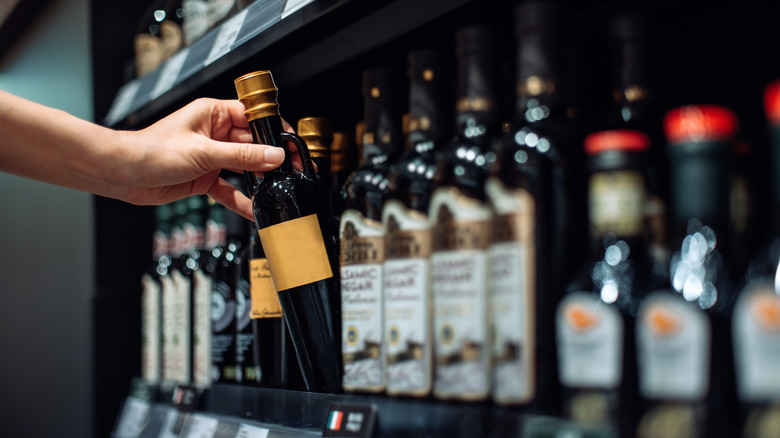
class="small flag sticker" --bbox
[328,410,344,431]
[322,404,376,438]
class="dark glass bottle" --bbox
[555,130,652,435]
[339,68,405,393]
[165,199,194,386]
[382,48,452,397]
[429,26,499,402]
[141,204,173,385]
[134,0,167,77]
[235,70,341,393]
[731,81,780,437]
[210,204,243,384]
[606,12,669,269]
[204,195,227,282]
[635,104,738,438]
[486,1,579,411]
[330,131,357,232]
[185,195,213,388]
[160,0,184,61]
[235,229,257,385]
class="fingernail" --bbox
[266,147,285,163]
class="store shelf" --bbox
[113,383,615,438]
[102,0,475,129]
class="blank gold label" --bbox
[258,214,333,291]
[250,258,283,318]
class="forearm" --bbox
[0,89,131,196]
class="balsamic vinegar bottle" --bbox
[607,12,669,269]
[141,204,173,385]
[555,130,652,435]
[331,131,357,212]
[636,105,738,438]
[339,68,405,393]
[382,48,452,397]
[211,199,244,384]
[429,26,499,402]
[166,199,194,386]
[133,0,167,77]
[235,70,341,393]
[731,81,780,437]
[486,1,579,410]
[236,231,258,385]
[185,195,213,388]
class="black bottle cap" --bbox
[515,1,563,35]
[361,67,405,162]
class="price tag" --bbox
[157,407,182,438]
[236,423,270,438]
[281,0,315,19]
[204,9,248,66]
[183,413,219,438]
[322,403,377,438]
[113,397,151,438]
[104,80,141,126]
[151,48,190,100]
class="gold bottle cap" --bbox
[330,131,354,172]
[234,70,280,122]
[297,117,333,158]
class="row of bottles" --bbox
[133,0,256,77]
[138,1,780,437]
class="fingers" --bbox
[206,141,285,173]
[207,177,255,221]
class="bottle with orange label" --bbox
[730,81,780,437]
[635,105,738,438]
[235,70,341,393]
[339,68,405,393]
[555,130,653,435]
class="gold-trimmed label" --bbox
[455,97,495,113]
[589,171,646,238]
[258,214,333,292]
[517,76,556,97]
[250,258,282,318]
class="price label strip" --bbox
[171,385,202,436]
[150,47,190,100]
[322,404,377,438]
[204,9,249,66]
[182,413,219,438]
[281,0,315,19]
[235,423,270,438]
[113,396,152,438]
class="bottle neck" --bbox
[407,72,452,152]
[515,29,567,118]
[249,115,295,176]
[455,50,500,141]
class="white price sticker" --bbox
[157,408,181,438]
[204,9,248,66]
[151,48,190,100]
[104,80,141,126]
[281,0,315,19]
[236,423,270,438]
[184,413,219,438]
[113,397,151,438]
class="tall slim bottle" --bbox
[555,130,652,435]
[382,48,452,397]
[165,199,193,386]
[235,70,341,393]
[141,204,173,385]
[636,105,738,438]
[185,195,213,388]
[486,2,579,410]
[731,81,780,437]
[340,68,405,393]
[430,26,499,402]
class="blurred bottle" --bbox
[185,195,213,388]
[382,48,452,398]
[340,68,405,393]
[607,11,669,270]
[731,81,780,438]
[208,0,238,29]
[183,0,210,46]
[141,204,173,385]
[429,25,499,402]
[134,1,168,77]
[555,130,653,434]
[636,105,738,438]
[330,130,357,224]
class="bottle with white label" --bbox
[555,130,653,435]
[731,80,780,436]
[429,25,499,402]
[141,204,173,385]
[486,1,581,411]
[382,48,452,398]
[340,68,405,393]
[636,104,738,438]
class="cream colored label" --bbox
[134,34,163,76]
[141,274,162,384]
[486,178,535,403]
[250,258,282,318]
[637,292,710,400]
[258,214,333,292]
[164,270,191,384]
[429,187,492,400]
[733,280,780,401]
[160,21,183,59]
[340,209,385,391]
[556,292,623,388]
[382,199,432,395]
[589,171,645,237]
[192,269,212,386]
